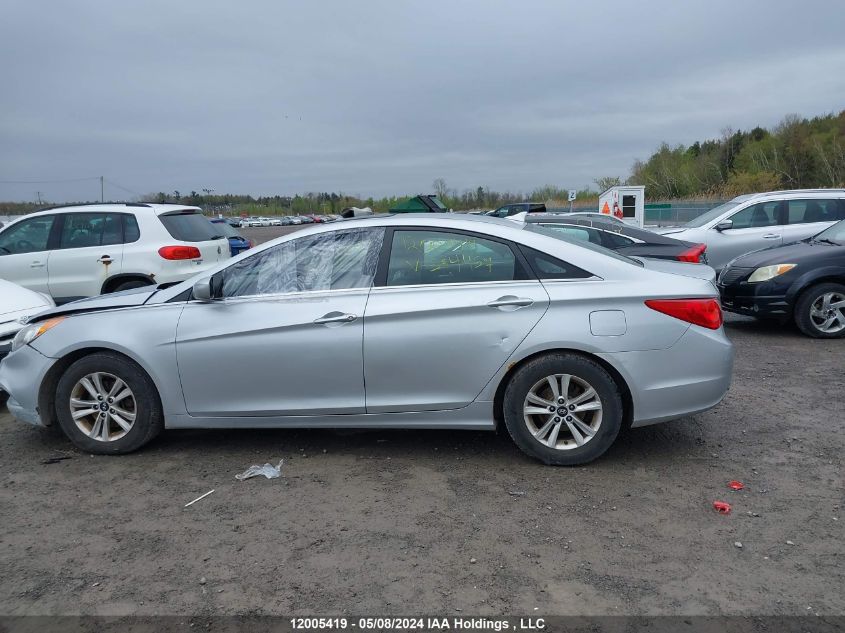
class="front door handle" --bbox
[762,234,780,239]
[30,261,45,268]
[487,295,534,309]
[314,312,357,325]
[97,255,113,264]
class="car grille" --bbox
[719,267,752,286]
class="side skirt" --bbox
[165,401,496,430]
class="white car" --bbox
[268,217,282,226]
[0,278,54,359]
[0,203,230,304]
[655,189,845,271]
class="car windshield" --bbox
[682,199,747,228]
[211,221,241,238]
[523,224,642,266]
[813,218,845,244]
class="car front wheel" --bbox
[794,282,845,338]
[502,353,623,465]
[55,352,163,454]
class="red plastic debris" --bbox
[713,501,732,514]
[728,480,744,491]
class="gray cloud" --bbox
[1,0,843,202]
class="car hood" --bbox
[32,285,158,321]
[634,257,716,283]
[0,279,54,317]
[728,239,845,269]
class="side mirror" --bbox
[715,220,733,232]
[192,277,214,301]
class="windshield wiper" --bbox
[210,235,225,240]
[813,238,840,246]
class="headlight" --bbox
[10,317,65,352]
[747,264,796,283]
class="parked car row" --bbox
[209,218,253,256]
[236,214,340,228]
[0,189,841,464]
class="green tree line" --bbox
[628,110,845,199]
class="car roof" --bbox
[741,189,845,201]
[25,202,203,218]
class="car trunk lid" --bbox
[633,257,717,284]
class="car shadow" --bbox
[723,312,801,338]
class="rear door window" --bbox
[59,213,124,248]
[386,230,522,286]
[159,211,219,242]
[786,199,845,224]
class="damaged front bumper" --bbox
[0,344,56,426]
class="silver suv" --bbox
[656,189,845,271]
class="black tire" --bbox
[794,282,845,339]
[502,353,623,466]
[55,352,163,454]
[111,279,153,293]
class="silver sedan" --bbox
[0,214,734,465]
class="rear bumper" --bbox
[598,325,734,427]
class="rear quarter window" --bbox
[158,212,219,242]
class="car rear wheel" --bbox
[502,353,623,465]
[55,352,163,454]
[794,282,845,338]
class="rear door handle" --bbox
[762,234,780,239]
[487,296,534,309]
[97,255,113,263]
[314,312,357,325]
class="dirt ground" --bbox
[0,227,842,617]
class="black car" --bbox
[718,219,845,338]
[523,214,708,263]
[486,202,546,217]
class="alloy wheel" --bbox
[69,372,137,442]
[810,292,845,334]
[523,373,603,450]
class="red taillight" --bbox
[158,245,202,260]
[645,298,723,330]
[677,243,707,263]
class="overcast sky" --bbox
[1,1,844,203]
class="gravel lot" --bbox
[1,226,842,617]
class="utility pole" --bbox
[100,176,104,202]
[35,191,42,205]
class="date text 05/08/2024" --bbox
[290,617,546,631]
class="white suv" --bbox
[657,189,845,271]
[0,203,230,304]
